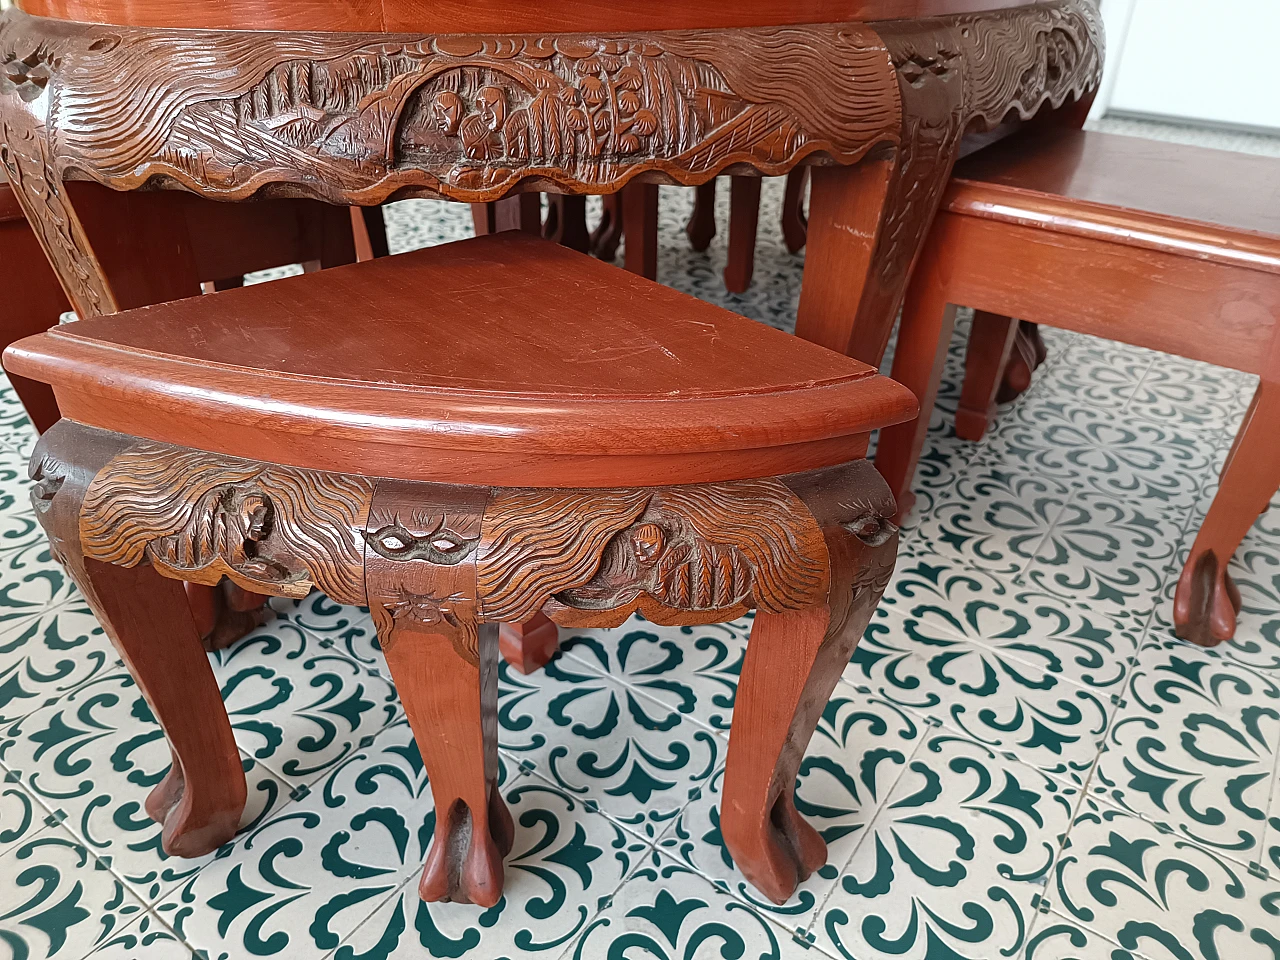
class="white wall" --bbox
[1094,0,1280,132]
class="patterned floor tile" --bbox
[849,607,1113,786]
[657,685,922,923]
[266,594,380,674]
[0,669,292,903]
[1023,914,1127,960]
[558,619,750,736]
[1125,352,1249,435]
[885,552,1141,694]
[1022,489,1184,631]
[210,619,400,787]
[498,657,722,842]
[568,854,813,960]
[979,396,1218,514]
[0,599,115,727]
[0,775,55,860]
[82,917,195,960]
[0,825,151,960]
[1051,802,1280,960]
[1047,337,1154,412]
[813,733,1079,960]
[1093,636,1280,869]
[910,452,1074,579]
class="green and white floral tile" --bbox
[82,916,194,960]
[1021,489,1185,631]
[1023,914,1128,960]
[265,594,380,674]
[0,379,36,459]
[567,854,814,960]
[0,598,115,727]
[885,554,1141,694]
[1124,351,1251,435]
[909,451,1075,579]
[0,668,292,903]
[0,774,57,860]
[497,655,723,842]
[209,620,400,788]
[977,396,1219,515]
[849,607,1113,786]
[1051,802,1280,960]
[813,732,1081,960]
[1046,337,1156,413]
[892,433,979,539]
[656,685,922,926]
[1092,636,1280,869]
[326,778,649,960]
[556,620,749,736]
[0,825,152,960]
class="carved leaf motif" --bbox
[80,442,373,604]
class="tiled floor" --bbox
[2,126,1280,960]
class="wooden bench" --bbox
[4,231,916,906]
[875,129,1280,648]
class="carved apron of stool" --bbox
[30,419,898,906]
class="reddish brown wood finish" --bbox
[30,425,247,857]
[878,129,1280,645]
[14,0,1044,33]
[687,182,718,253]
[471,195,542,237]
[725,176,763,294]
[6,233,917,489]
[622,181,660,281]
[955,310,1019,441]
[498,613,561,675]
[0,173,69,433]
[543,195,591,254]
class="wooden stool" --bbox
[5,232,916,906]
[876,129,1280,648]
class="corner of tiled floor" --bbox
[2,120,1280,960]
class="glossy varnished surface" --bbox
[948,130,1280,271]
[15,0,1039,32]
[4,233,916,486]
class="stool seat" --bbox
[6,232,915,487]
[946,130,1280,274]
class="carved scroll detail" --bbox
[79,442,373,604]
[480,479,827,625]
[0,10,899,204]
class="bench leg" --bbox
[725,176,762,294]
[499,612,561,674]
[29,425,246,858]
[781,168,809,254]
[956,311,1020,442]
[874,228,956,524]
[686,180,717,252]
[1174,379,1280,646]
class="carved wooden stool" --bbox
[875,128,1280,647]
[5,232,916,906]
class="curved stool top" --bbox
[5,233,916,487]
[13,0,1042,32]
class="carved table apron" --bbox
[0,1,1103,368]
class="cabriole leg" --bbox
[29,422,246,857]
[721,463,898,903]
[1174,379,1280,646]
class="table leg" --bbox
[725,176,762,294]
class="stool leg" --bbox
[499,612,561,674]
[780,168,809,254]
[622,181,659,280]
[686,180,717,252]
[956,311,1020,442]
[725,176,762,294]
[378,619,513,907]
[590,193,625,262]
[721,478,897,904]
[29,424,246,858]
[545,195,591,253]
[1174,379,1280,646]
[874,226,956,524]
[997,321,1048,404]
